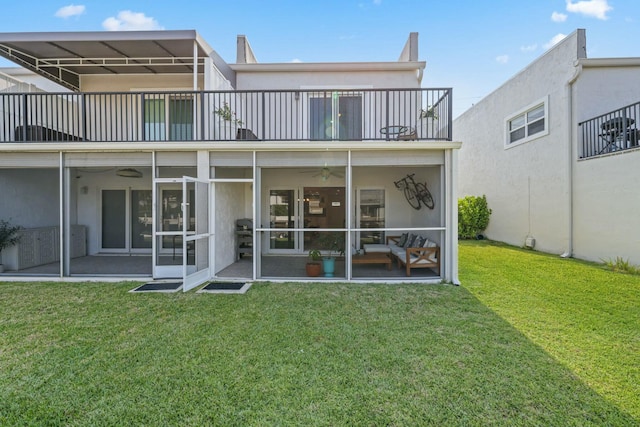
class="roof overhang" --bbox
[0,30,218,91]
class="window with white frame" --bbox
[506,98,548,146]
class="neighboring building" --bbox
[0,30,460,287]
[454,29,640,265]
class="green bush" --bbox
[458,195,492,239]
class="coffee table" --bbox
[351,252,392,270]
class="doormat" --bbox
[131,281,183,292]
[198,282,251,294]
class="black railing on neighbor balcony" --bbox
[0,88,452,144]
[579,101,640,159]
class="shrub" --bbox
[458,195,492,239]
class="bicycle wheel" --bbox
[403,187,421,210]
[415,183,435,209]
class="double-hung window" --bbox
[506,97,548,147]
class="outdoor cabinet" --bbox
[2,225,86,271]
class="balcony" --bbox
[0,88,451,144]
[579,101,640,159]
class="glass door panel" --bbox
[358,189,385,248]
[309,93,362,140]
[131,190,152,249]
[101,190,126,249]
[154,184,184,277]
[303,187,345,251]
[339,96,362,140]
[182,178,210,291]
[144,97,166,141]
[169,96,194,141]
[269,189,296,250]
[310,97,332,140]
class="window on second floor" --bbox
[505,97,548,147]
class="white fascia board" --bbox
[230,61,426,73]
[577,57,640,68]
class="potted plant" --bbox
[214,102,243,140]
[318,232,345,277]
[306,249,322,277]
[0,220,22,273]
[419,106,438,139]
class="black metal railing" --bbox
[579,101,640,159]
[0,88,452,143]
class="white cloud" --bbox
[551,11,567,22]
[566,0,612,20]
[520,44,538,52]
[55,4,85,18]
[544,33,567,50]
[102,10,164,31]
[290,58,303,63]
[496,54,509,64]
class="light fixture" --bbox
[116,168,143,178]
[320,167,331,181]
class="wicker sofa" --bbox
[363,234,440,277]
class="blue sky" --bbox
[1,0,638,117]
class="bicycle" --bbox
[394,173,434,210]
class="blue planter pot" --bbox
[322,257,335,277]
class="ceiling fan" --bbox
[300,164,344,181]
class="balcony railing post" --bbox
[447,88,453,141]
[262,91,266,141]
[81,93,87,141]
[140,93,146,142]
[385,90,390,141]
[21,93,27,142]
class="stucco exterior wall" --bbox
[573,151,640,264]
[572,65,640,265]
[574,65,640,121]
[214,181,247,273]
[236,69,421,90]
[0,169,59,228]
[454,31,585,254]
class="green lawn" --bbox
[0,242,637,425]
[460,240,640,422]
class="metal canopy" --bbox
[0,30,213,91]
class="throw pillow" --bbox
[405,233,417,248]
[397,233,408,247]
[414,236,425,248]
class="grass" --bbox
[460,240,640,423]
[0,243,637,425]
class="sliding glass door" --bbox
[101,189,152,252]
[310,93,362,140]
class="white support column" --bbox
[346,150,352,280]
[59,152,66,278]
[252,151,259,281]
[193,41,198,91]
[444,148,460,285]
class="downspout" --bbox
[562,62,582,258]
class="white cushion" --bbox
[363,243,391,253]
